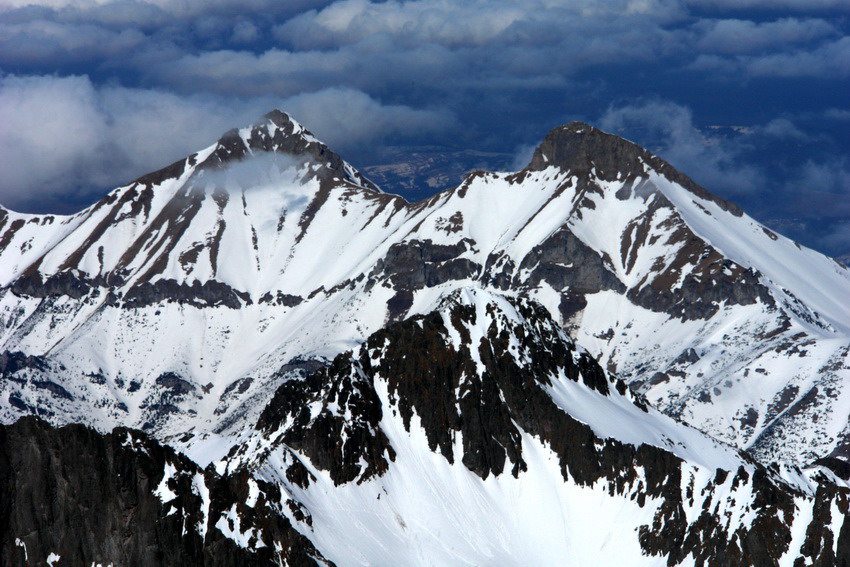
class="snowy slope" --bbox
[220,288,850,566]
[1,113,849,467]
[8,290,850,566]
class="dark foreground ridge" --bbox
[0,417,332,567]
[250,291,850,566]
[3,292,850,565]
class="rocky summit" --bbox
[1,111,849,566]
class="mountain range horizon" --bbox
[2,107,849,566]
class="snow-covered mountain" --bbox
[1,110,849,470]
[5,289,850,566]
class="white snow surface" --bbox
[221,289,831,566]
[0,115,849,468]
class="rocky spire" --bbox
[526,121,743,215]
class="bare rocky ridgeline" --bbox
[1,112,850,565]
[4,291,850,565]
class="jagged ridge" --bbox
[0,112,848,470]
[0,417,332,567]
[226,289,850,566]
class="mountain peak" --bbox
[211,109,320,162]
[526,121,648,181]
[256,108,317,144]
[526,120,743,216]
[131,109,379,192]
[261,108,293,127]
[559,121,597,133]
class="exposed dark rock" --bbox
[738,407,759,429]
[628,259,773,321]
[0,417,332,567]
[133,156,190,189]
[156,372,197,396]
[9,271,251,310]
[257,366,395,485]
[222,377,254,397]
[812,457,850,481]
[519,227,626,294]
[674,348,701,365]
[258,291,303,307]
[257,293,639,485]
[386,288,414,322]
[123,279,251,309]
[557,290,588,323]
[276,357,328,377]
[249,292,850,566]
[0,218,25,255]
[370,238,481,290]
[527,122,744,216]
[9,271,105,300]
[765,385,801,423]
[31,380,73,400]
[481,251,516,290]
[794,482,850,566]
[0,351,49,376]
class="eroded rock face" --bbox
[528,122,744,216]
[122,279,252,309]
[1,112,848,469]
[4,292,850,566]
[252,292,638,485]
[0,417,332,567]
[519,226,626,294]
[246,291,850,566]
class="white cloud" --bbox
[792,158,850,196]
[282,87,453,148]
[0,75,453,212]
[0,74,272,210]
[276,0,530,49]
[598,100,763,195]
[759,118,811,141]
[746,36,850,77]
[275,0,686,52]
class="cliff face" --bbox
[233,290,850,566]
[3,291,850,566]
[0,417,331,567]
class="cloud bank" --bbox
[0,75,450,212]
[0,0,848,254]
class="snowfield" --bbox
[0,112,848,468]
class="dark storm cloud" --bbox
[692,18,838,54]
[684,0,850,11]
[0,19,147,66]
[0,0,848,254]
[746,36,850,77]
